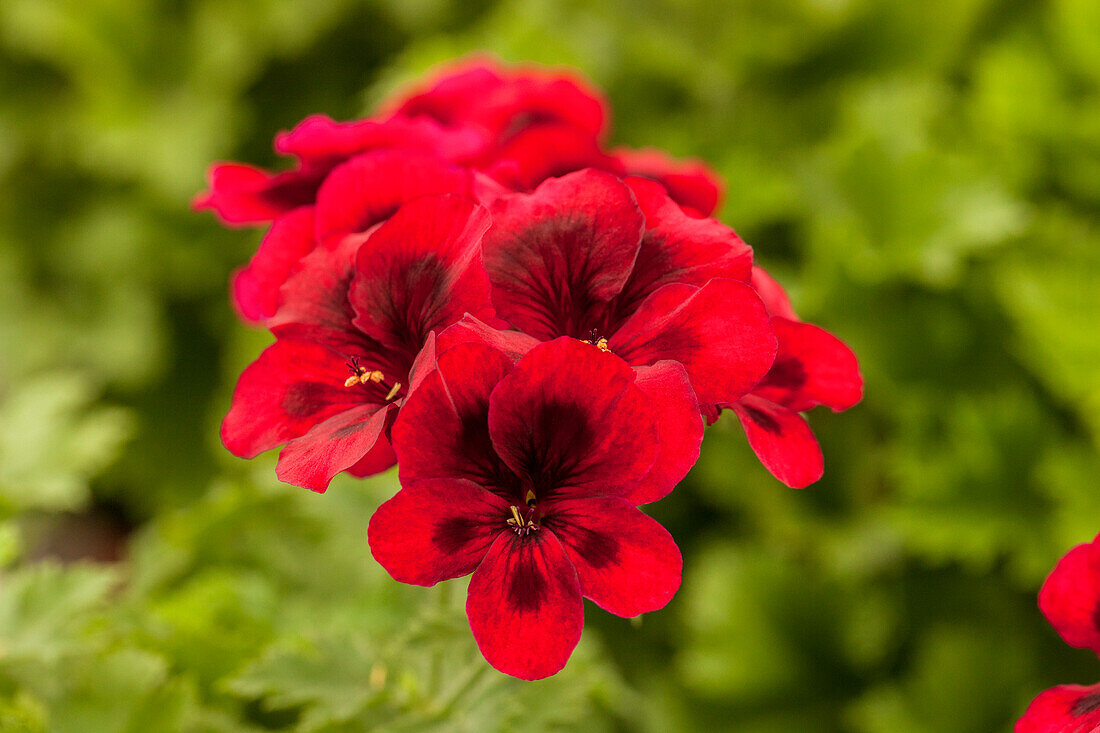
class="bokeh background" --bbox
[2,0,1099,730]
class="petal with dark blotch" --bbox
[276,402,392,493]
[313,150,472,244]
[753,317,863,413]
[268,231,368,352]
[466,530,583,680]
[609,279,776,406]
[547,497,681,618]
[221,339,372,459]
[436,315,540,364]
[482,169,644,340]
[612,176,751,323]
[369,478,509,586]
[231,207,317,323]
[1015,681,1100,733]
[1039,535,1100,657]
[349,195,497,361]
[627,361,703,504]
[193,163,326,226]
[392,342,515,490]
[730,394,823,489]
[488,338,659,500]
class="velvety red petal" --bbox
[547,497,681,618]
[482,169,644,340]
[231,207,317,322]
[385,57,506,126]
[614,148,724,217]
[609,280,777,406]
[274,114,485,164]
[436,315,539,364]
[479,72,608,141]
[486,124,622,192]
[276,402,391,493]
[753,317,863,413]
[731,394,823,488]
[349,194,497,362]
[392,342,516,490]
[221,339,370,459]
[488,338,659,501]
[313,149,472,244]
[345,434,397,478]
[466,530,583,680]
[368,478,509,586]
[751,265,799,321]
[193,163,326,226]
[627,361,704,505]
[1015,681,1100,733]
[267,231,367,352]
[1039,536,1100,657]
[612,176,751,323]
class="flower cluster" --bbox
[199,57,862,679]
[1017,535,1100,732]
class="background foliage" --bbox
[1,0,1098,730]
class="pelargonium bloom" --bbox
[718,266,863,488]
[230,148,474,323]
[369,338,692,679]
[1017,534,1100,732]
[221,194,500,491]
[480,167,776,414]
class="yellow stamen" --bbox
[344,375,361,388]
[384,382,402,401]
[525,490,537,507]
[509,505,523,525]
[365,370,385,384]
[595,337,610,352]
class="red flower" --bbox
[611,147,724,217]
[716,266,862,488]
[480,168,775,412]
[193,115,484,227]
[1039,533,1100,657]
[368,338,688,679]
[1016,682,1100,733]
[229,149,474,322]
[221,194,499,491]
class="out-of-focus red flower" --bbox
[480,168,774,413]
[1039,533,1100,656]
[369,338,687,679]
[1016,682,1100,733]
[612,147,724,217]
[221,194,500,491]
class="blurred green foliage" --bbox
[0,0,1098,730]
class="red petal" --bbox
[346,436,397,478]
[221,339,370,459]
[547,497,681,617]
[275,114,484,164]
[1039,536,1100,656]
[193,162,326,226]
[231,207,317,323]
[751,265,799,321]
[486,124,621,191]
[276,402,392,493]
[614,148,724,217]
[384,57,506,126]
[391,342,516,490]
[349,194,497,362]
[627,361,704,504]
[487,338,659,501]
[609,280,777,406]
[731,395,823,488]
[368,478,509,586]
[482,169,644,340]
[612,176,751,323]
[313,149,472,244]
[479,71,608,141]
[1015,682,1100,733]
[754,317,863,413]
[436,315,539,364]
[466,530,583,680]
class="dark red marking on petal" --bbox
[1072,692,1100,717]
[740,403,782,434]
[280,382,336,419]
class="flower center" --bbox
[506,490,540,537]
[584,329,611,353]
[344,357,402,401]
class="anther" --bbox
[595,337,610,352]
[384,382,402,402]
[525,490,537,507]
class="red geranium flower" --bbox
[368,338,690,679]
[1017,534,1100,732]
[194,115,484,226]
[480,168,776,413]
[717,265,862,488]
[230,149,474,322]
[221,194,500,491]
